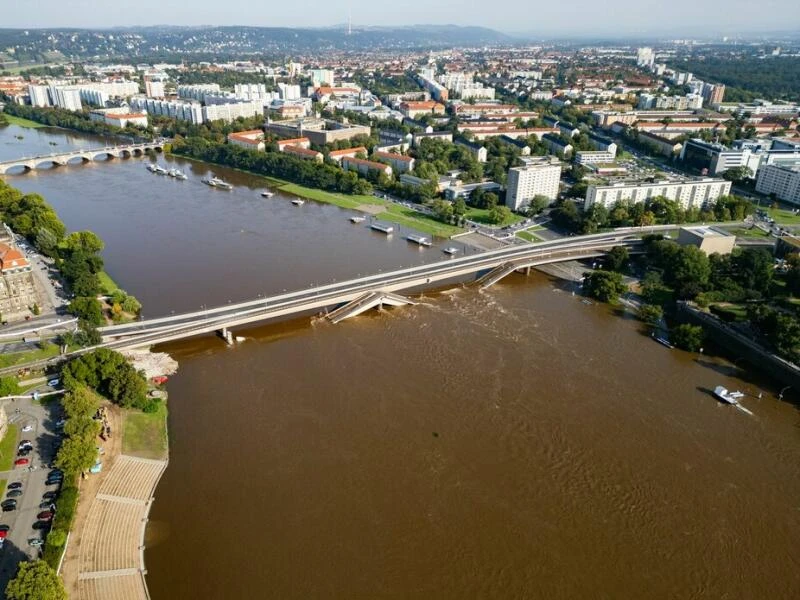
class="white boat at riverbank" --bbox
[406,234,432,247]
[443,247,459,255]
[261,190,275,198]
[713,386,744,405]
[350,216,366,223]
[291,199,305,206]
[174,170,187,180]
[146,163,157,173]
[202,177,233,190]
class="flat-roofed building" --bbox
[372,151,415,173]
[755,162,800,205]
[677,226,736,255]
[585,177,731,210]
[506,158,562,210]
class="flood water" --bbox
[3,123,800,599]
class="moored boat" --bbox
[203,177,232,190]
[261,190,275,198]
[174,170,187,180]
[146,163,158,172]
[291,199,305,206]
[443,246,459,255]
[350,216,366,223]
[713,385,743,405]
[370,222,394,234]
[406,234,432,247]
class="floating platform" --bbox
[370,222,394,234]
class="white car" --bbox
[47,379,60,387]
[21,425,33,432]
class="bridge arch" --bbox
[89,151,116,162]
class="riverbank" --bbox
[0,114,47,129]
[60,395,169,599]
[174,155,465,238]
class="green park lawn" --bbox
[768,207,800,225]
[516,230,543,242]
[0,424,19,471]
[122,402,168,461]
[97,270,121,295]
[2,114,47,128]
[0,344,61,369]
[464,207,524,227]
[730,226,770,239]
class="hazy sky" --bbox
[8,0,800,34]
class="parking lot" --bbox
[0,388,65,588]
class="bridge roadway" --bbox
[99,229,658,349]
[0,142,164,175]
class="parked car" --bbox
[32,521,50,531]
[28,538,43,547]
[21,425,33,433]
[48,470,62,478]
[47,379,60,387]
[42,491,57,500]
[0,530,6,539]
[0,525,9,532]
[6,490,22,498]
[8,483,22,491]
[17,448,32,457]
[36,511,53,521]
[14,458,29,467]
[18,440,32,448]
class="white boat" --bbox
[443,246,459,255]
[154,165,168,175]
[261,190,275,198]
[174,170,187,180]
[203,177,232,190]
[651,332,674,349]
[291,199,305,206]
[406,234,432,247]
[146,163,157,173]
[371,222,394,234]
[713,386,743,405]
[350,216,366,223]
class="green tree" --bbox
[584,271,627,303]
[5,560,67,600]
[606,246,629,273]
[452,198,467,217]
[61,386,99,419]
[487,205,511,225]
[672,324,705,352]
[54,435,97,474]
[63,416,101,441]
[638,304,664,325]
[68,297,104,326]
[527,195,549,216]
[722,166,753,182]
[63,231,104,254]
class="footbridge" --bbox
[98,231,649,350]
[0,142,164,175]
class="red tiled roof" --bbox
[329,146,367,157]
[373,151,414,162]
[0,243,29,271]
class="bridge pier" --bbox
[217,327,235,345]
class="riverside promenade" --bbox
[60,405,169,600]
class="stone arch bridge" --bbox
[0,142,164,175]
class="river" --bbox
[2,122,799,599]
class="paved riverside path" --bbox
[72,455,167,600]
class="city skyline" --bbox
[9,0,800,35]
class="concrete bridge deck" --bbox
[0,142,164,175]
[97,229,657,349]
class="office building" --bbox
[576,151,617,165]
[584,177,731,210]
[680,138,763,176]
[265,118,371,146]
[677,227,736,255]
[755,162,800,205]
[28,85,50,107]
[506,159,562,210]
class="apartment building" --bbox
[342,157,392,177]
[584,177,731,210]
[755,162,800,205]
[372,151,415,173]
[506,159,562,210]
[227,130,265,152]
[575,151,617,165]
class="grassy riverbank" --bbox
[98,270,121,295]
[174,155,466,238]
[122,401,168,461]
[1,114,47,128]
[0,344,61,370]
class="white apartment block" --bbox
[637,47,655,69]
[277,83,302,100]
[28,85,50,107]
[177,84,221,102]
[145,80,165,98]
[506,160,562,211]
[310,69,335,88]
[755,163,800,205]
[584,178,732,211]
[234,83,272,102]
[576,151,617,165]
[129,96,205,124]
[49,86,82,111]
[203,101,262,123]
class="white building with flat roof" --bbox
[28,85,50,107]
[49,86,82,111]
[755,162,800,205]
[506,159,562,211]
[585,177,731,210]
[145,80,165,98]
